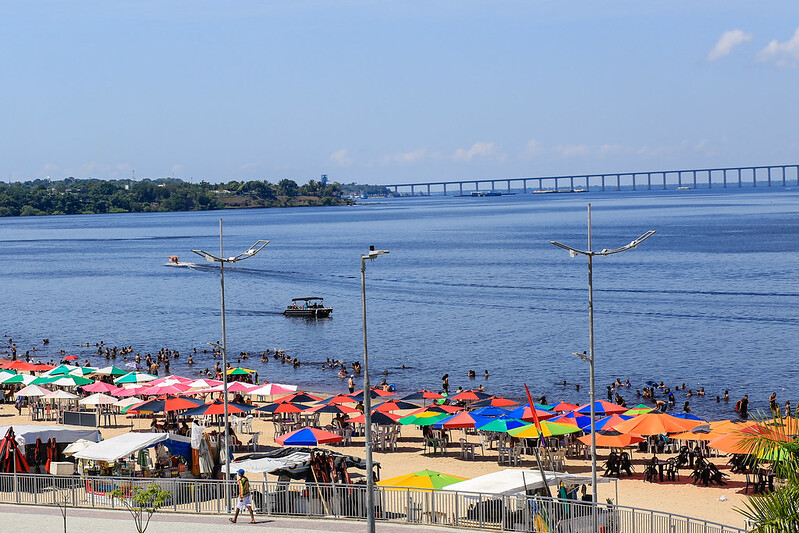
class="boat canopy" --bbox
[291,297,325,302]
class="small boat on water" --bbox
[164,255,200,268]
[283,297,332,318]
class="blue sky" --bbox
[1,1,798,184]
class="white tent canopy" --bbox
[443,469,614,497]
[80,393,117,406]
[17,385,52,397]
[0,425,101,446]
[42,390,78,400]
[229,451,311,474]
[74,432,190,462]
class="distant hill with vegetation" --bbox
[0,178,353,216]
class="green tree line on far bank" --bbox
[0,177,355,217]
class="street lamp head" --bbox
[364,245,390,261]
[192,249,220,263]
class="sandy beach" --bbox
[0,399,755,530]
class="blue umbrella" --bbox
[471,406,511,418]
[276,427,342,446]
[671,412,705,422]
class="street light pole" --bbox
[193,220,269,513]
[360,245,389,533]
[551,203,654,506]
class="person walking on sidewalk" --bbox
[229,469,255,524]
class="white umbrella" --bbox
[188,378,223,389]
[42,390,78,400]
[17,385,52,397]
[69,366,98,377]
[114,396,144,409]
[63,438,96,456]
[80,393,118,406]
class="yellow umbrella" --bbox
[377,469,468,491]
[508,421,581,439]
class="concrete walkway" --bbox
[0,503,470,533]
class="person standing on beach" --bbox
[230,469,255,523]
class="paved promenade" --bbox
[0,503,468,533]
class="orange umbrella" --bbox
[578,430,645,448]
[708,429,759,455]
[612,412,702,436]
[671,424,718,441]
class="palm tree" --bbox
[737,412,799,532]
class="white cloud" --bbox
[524,139,542,156]
[329,148,353,167]
[453,141,498,162]
[757,26,799,67]
[552,144,590,158]
[382,148,428,165]
[707,29,753,61]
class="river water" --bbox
[2,188,798,421]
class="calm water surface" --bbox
[1,188,798,421]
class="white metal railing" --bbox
[0,473,747,533]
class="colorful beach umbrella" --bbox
[182,399,255,416]
[506,404,557,422]
[476,416,530,433]
[247,383,297,396]
[432,412,489,429]
[575,401,628,416]
[79,393,118,406]
[226,367,255,376]
[16,385,52,397]
[68,366,98,377]
[257,402,308,414]
[91,366,128,377]
[61,355,79,361]
[347,411,400,425]
[4,374,35,385]
[276,427,342,446]
[275,392,324,403]
[623,404,655,416]
[551,402,580,412]
[226,381,257,393]
[401,390,444,401]
[578,430,645,448]
[549,412,593,430]
[349,388,396,400]
[612,412,702,436]
[305,403,360,415]
[399,412,449,426]
[188,378,224,389]
[49,376,94,387]
[82,381,120,394]
[594,414,633,431]
[449,390,492,402]
[374,400,419,412]
[508,421,582,439]
[471,406,511,418]
[114,372,158,384]
[377,469,468,490]
[129,394,203,413]
[471,396,520,408]
[42,365,75,377]
[317,394,359,405]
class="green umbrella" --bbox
[50,375,94,387]
[4,374,35,385]
[377,469,469,490]
[69,367,99,377]
[623,404,655,416]
[32,376,58,385]
[477,417,530,433]
[508,421,583,438]
[226,367,254,376]
[115,371,158,384]
[398,413,449,426]
[92,365,128,377]
[43,365,74,377]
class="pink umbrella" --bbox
[227,382,257,393]
[188,378,223,388]
[149,375,192,386]
[82,381,118,393]
[111,384,146,397]
[248,383,297,396]
[139,383,191,395]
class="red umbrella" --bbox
[318,394,359,405]
[0,428,29,473]
[128,394,203,413]
[400,390,444,401]
[5,361,40,372]
[276,427,343,446]
[47,438,57,473]
[471,396,520,408]
[374,401,419,412]
[182,399,255,416]
[62,355,79,361]
[275,392,324,403]
[408,405,463,416]
[449,390,492,402]
[304,403,360,415]
[257,402,307,414]
[347,411,400,425]
[551,402,580,412]
[82,381,118,393]
[438,411,483,429]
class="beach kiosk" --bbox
[74,432,193,501]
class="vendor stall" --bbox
[74,431,192,479]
